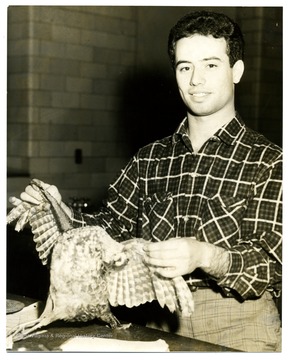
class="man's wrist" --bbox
[199,242,230,279]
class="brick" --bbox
[29,157,50,173]
[28,141,40,156]
[8,73,40,90]
[66,77,93,93]
[8,23,30,40]
[65,43,93,62]
[49,58,80,76]
[50,124,78,141]
[48,158,78,173]
[89,13,136,36]
[80,94,107,110]
[36,7,76,26]
[31,90,52,107]
[7,123,29,140]
[40,74,65,91]
[40,108,93,125]
[38,141,67,157]
[61,172,95,190]
[7,140,29,156]
[80,62,107,79]
[7,56,29,73]
[92,141,131,157]
[29,56,51,74]
[92,79,119,95]
[77,126,97,142]
[8,39,39,56]
[74,157,106,173]
[7,106,38,123]
[93,48,121,64]
[81,30,134,51]
[119,19,137,36]
[52,92,80,108]
[7,156,29,176]
[87,6,136,20]
[30,124,51,140]
[30,22,52,40]
[91,110,118,126]
[7,90,29,106]
[40,40,66,58]
[52,24,81,44]
[8,6,30,23]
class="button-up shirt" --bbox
[72,114,282,300]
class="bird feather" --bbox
[6,179,194,342]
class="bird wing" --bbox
[106,238,194,316]
[7,197,60,265]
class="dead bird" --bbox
[6,179,194,342]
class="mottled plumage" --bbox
[7,179,194,342]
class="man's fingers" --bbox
[144,254,178,270]
[31,178,50,190]
[153,266,177,279]
[9,196,22,206]
[20,190,41,204]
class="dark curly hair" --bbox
[168,10,245,69]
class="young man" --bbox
[18,11,282,351]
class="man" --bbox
[19,11,282,351]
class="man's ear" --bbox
[233,60,244,84]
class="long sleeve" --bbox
[217,153,282,299]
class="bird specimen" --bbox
[6,179,194,342]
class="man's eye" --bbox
[179,66,190,72]
[207,64,217,69]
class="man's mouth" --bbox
[191,92,209,98]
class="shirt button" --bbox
[210,136,220,142]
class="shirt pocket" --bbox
[197,194,248,245]
[142,192,175,241]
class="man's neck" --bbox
[187,111,235,153]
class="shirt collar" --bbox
[172,113,246,146]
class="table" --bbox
[7,294,240,352]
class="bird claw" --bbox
[110,322,131,330]
[119,322,131,330]
[7,325,27,343]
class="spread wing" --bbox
[106,239,194,316]
[7,197,60,265]
[7,188,194,315]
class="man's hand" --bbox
[144,237,230,279]
[20,179,62,205]
[18,179,72,218]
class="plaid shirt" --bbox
[72,114,282,300]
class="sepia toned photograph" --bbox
[5,2,283,354]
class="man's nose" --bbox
[189,69,204,86]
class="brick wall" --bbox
[235,7,282,146]
[7,6,137,207]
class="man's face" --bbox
[175,34,243,119]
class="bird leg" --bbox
[103,313,131,330]
[7,295,56,343]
